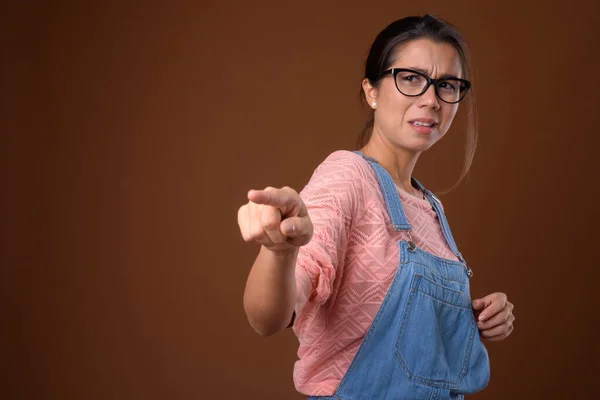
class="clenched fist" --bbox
[472,292,515,341]
[238,186,313,254]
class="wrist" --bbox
[261,245,298,260]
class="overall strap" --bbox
[412,178,473,277]
[353,151,411,231]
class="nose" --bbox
[418,83,440,110]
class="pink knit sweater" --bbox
[292,150,459,396]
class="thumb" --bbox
[472,298,486,311]
[281,216,313,245]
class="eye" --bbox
[438,81,458,92]
[402,74,423,83]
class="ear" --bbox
[362,78,378,109]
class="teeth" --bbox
[413,121,433,127]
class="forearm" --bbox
[243,246,298,336]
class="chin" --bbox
[397,136,440,153]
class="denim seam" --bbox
[375,165,398,223]
[412,274,472,308]
[393,285,418,382]
[457,318,477,387]
[431,201,460,257]
[381,177,410,230]
[417,291,473,310]
[400,260,469,288]
[402,260,468,283]
[412,177,461,257]
[429,388,440,400]
[354,150,411,230]
[371,162,411,230]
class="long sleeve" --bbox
[295,150,369,309]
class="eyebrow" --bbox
[402,66,462,80]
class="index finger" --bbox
[479,295,507,321]
[248,189,290,208]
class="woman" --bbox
[238,14,515,399]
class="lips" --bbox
[409,118,438,134]
[409,118,437,127]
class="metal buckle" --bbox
[457,252,473,278]
[406,231,416,251]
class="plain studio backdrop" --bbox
[1,1,599,399]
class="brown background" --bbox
[1,1,599,399]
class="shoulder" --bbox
[300,150,378,211]
[310,150,374,180]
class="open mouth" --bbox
[409,120,437,128]
[409,119,438,134]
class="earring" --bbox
[372,102,376,108]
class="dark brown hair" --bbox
[358,14,478,193]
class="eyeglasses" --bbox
[380,68,471,104]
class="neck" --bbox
[360,130,421,194]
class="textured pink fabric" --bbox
[292,150,459,396]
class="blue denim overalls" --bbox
[308,152,490,400]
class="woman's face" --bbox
[364,38,464,153]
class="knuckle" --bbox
[248,229,263,241]
[261,214,280,230]
[283,186,298,194]
[239,226,250,240]
[262,221,279,231]
[248,221,265,239]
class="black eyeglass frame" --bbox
[380,68,472,104]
